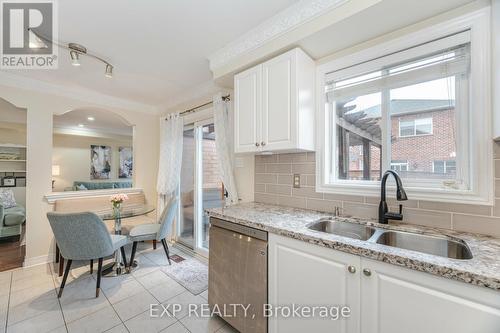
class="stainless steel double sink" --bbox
[308,219,473,260]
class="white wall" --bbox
[52,134,133,191]
[0,84,159,265]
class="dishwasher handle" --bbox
[210,217,268,241]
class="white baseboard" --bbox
[23,253,55,268]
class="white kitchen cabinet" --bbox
[269,234,500,333]
[268,234,360,333]
[493,0,500,140]
[234,48,314,153]
[360,257,500,333]
[234,65,261,153]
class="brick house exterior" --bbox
[345,100,456,180]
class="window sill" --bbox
[45,187,144,204]
[316,182,493,206]
[398,133,433,138]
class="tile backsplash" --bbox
[254,147,500,237]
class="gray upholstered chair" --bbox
[128,197,179,266]
[47,212,128,298]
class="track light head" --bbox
[70,51,80,66]
[105,64,113,78]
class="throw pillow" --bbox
[0,189,17,208]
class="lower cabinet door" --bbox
[268,234,361,333]
[360,258,500,333]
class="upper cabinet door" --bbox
[261,51,296,151]
[234,48,314,154]
[234,65,262,153]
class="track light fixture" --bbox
[69,50,80,66]
[29,28,114,78]
[105,64,113,78]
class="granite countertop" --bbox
[207,202,500,291]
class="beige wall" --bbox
[0,84,159,265]
[0,122,26,145]
[254,149,500,237]
[52,134,133,192]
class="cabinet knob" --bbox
[255,142,260,147]
[363,268,372,277]
[347,265,356,274]
[261,141,266,146]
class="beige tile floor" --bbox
[0,243,238,333]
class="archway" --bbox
[52,107,135,192]
[0,97,27,271]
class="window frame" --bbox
[399,118,433,137]
[432,160,456,174]
[315,8,493,205]
[391,160,409,172]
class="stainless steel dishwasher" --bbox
[208,217,268,333]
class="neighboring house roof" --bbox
[359,99,454,118]
[340,99,454,142]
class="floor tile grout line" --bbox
[99,277,131,333]
[103,322,129,333]
[6,265,66,331]
[110,257,190,328]
[8,274,56,295]
[115,268,181,326]
[53,264,115,328]
[50,263,69,333]
[176,318,192,333]
[4,272,12,333]
[4,250,205,332]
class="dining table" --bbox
[96,204,155,277]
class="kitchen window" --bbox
[316,10,492,204]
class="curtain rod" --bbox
[172,94,230,118]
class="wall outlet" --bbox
[293,174,300,188]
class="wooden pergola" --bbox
[337,102,382,180]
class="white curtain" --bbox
[157,112,184,209]
[213,93,239,205]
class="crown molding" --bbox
[0,72,159,115]
[208,0,349,71]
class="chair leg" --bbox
[58,259,72,298]
[96,258,103,298]
[161,239,171,265]
[153,240,157,250]
[120,247,127,267]
[90,260,93,274]
[129,242,138,267]
[58,256,65,277]
[55,244,59,263]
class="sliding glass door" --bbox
[178,118,224,255]
[179,127,195,248]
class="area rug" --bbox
[162,258,208,295]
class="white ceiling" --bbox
[210,0,476,85]
[4,0,297,107]
[53,108,133,136]
[299,0,475,60]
